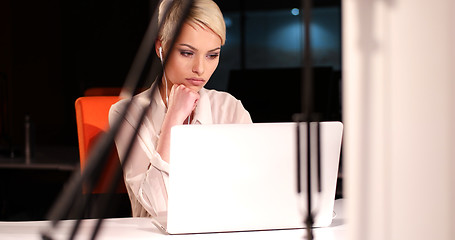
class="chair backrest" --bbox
[75,96,127,194]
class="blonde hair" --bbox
[158,0,226,50]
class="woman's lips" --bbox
[186,78,205,86]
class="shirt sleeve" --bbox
[109,99,168,217]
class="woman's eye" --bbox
[180,51,193,57]
[208,53,220,59]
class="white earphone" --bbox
[159,46,163,62]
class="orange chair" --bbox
[75,96,127,194]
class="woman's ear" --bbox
[155,40,163,60]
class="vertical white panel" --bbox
[450,1,455,236]
[342,0,391,240]
[387,2,454,240]
[343,0,455,240]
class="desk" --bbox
[0,199,346,240]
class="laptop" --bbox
[152,122,343,234]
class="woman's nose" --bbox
[192,55,205,75]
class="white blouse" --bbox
[109,83,252,217]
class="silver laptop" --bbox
[152,122,343,234]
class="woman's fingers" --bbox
[167,84,200,121]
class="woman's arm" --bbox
[156,84,200,163]
[109,99,168,217]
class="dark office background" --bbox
[0,0,341,220]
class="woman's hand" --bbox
[166,84,200,124]
[157,84,199,163]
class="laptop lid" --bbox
[165,122,343,234]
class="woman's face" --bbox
[163,23,222,93]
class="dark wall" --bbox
[228,67,341,123]
[1,0,67,148]
[0,0,150,150]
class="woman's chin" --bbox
[185,84,204,93]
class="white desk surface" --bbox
[0,199,346,240]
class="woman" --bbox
[109,0,252,218]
